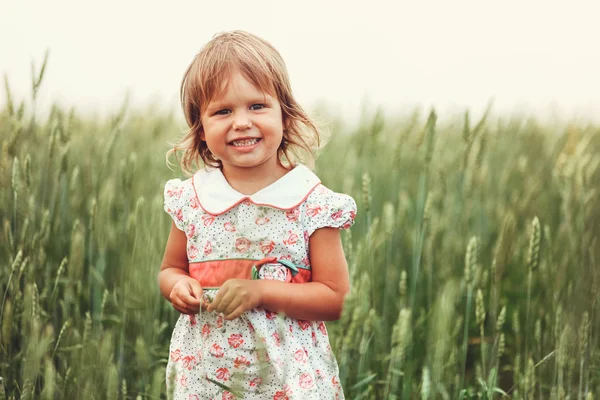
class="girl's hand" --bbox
[207,279,263,320]
[169,277,203,314]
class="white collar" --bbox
[192,164,321,215]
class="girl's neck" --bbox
[221,162,292,196]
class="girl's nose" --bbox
[233,113,252,130]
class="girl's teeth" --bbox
[232,139,259,147]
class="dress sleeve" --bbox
[163,178,186,231]
[305,187,357,236]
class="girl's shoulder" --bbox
[163,175,199,231]
[164,174,196,205]
[302,182,357,236]
[304,182,354,204]
[164,175,193,195]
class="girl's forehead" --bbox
[208,71,275,103]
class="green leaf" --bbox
[492,387,508,396]
[206,378,243,398]
[350,373,377,390]
[487,367,498,389]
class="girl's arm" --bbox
[158,222,202,314]
[158,221,190,299]
[258,227,350,321]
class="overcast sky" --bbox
[3,0,599,123]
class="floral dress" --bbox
[163,164,357,400]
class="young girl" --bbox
[159,31,357,400]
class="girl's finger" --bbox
[200,296,210,311]
[170,295,185,309]
[225,305,247,321]
[171,296,191,313]
[171,301,188,314]
[213,290,237,314]
[189,280,204,301]
[185,303,200,314]
[223,296,243,316]
[207,287,229,312]
[181,291,201,306]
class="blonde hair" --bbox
[167,30,321,176]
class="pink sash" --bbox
[189,257,311,288]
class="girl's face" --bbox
[200,71,285,176]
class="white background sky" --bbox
[2,0,599,123]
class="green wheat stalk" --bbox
[460,236,478,395]
[525,216,541,399]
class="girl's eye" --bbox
[215,109,230,115]
[250,104,265,110]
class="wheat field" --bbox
[1,60,599,399]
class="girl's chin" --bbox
[221,155,281,171]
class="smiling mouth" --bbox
[229,138,261,147]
